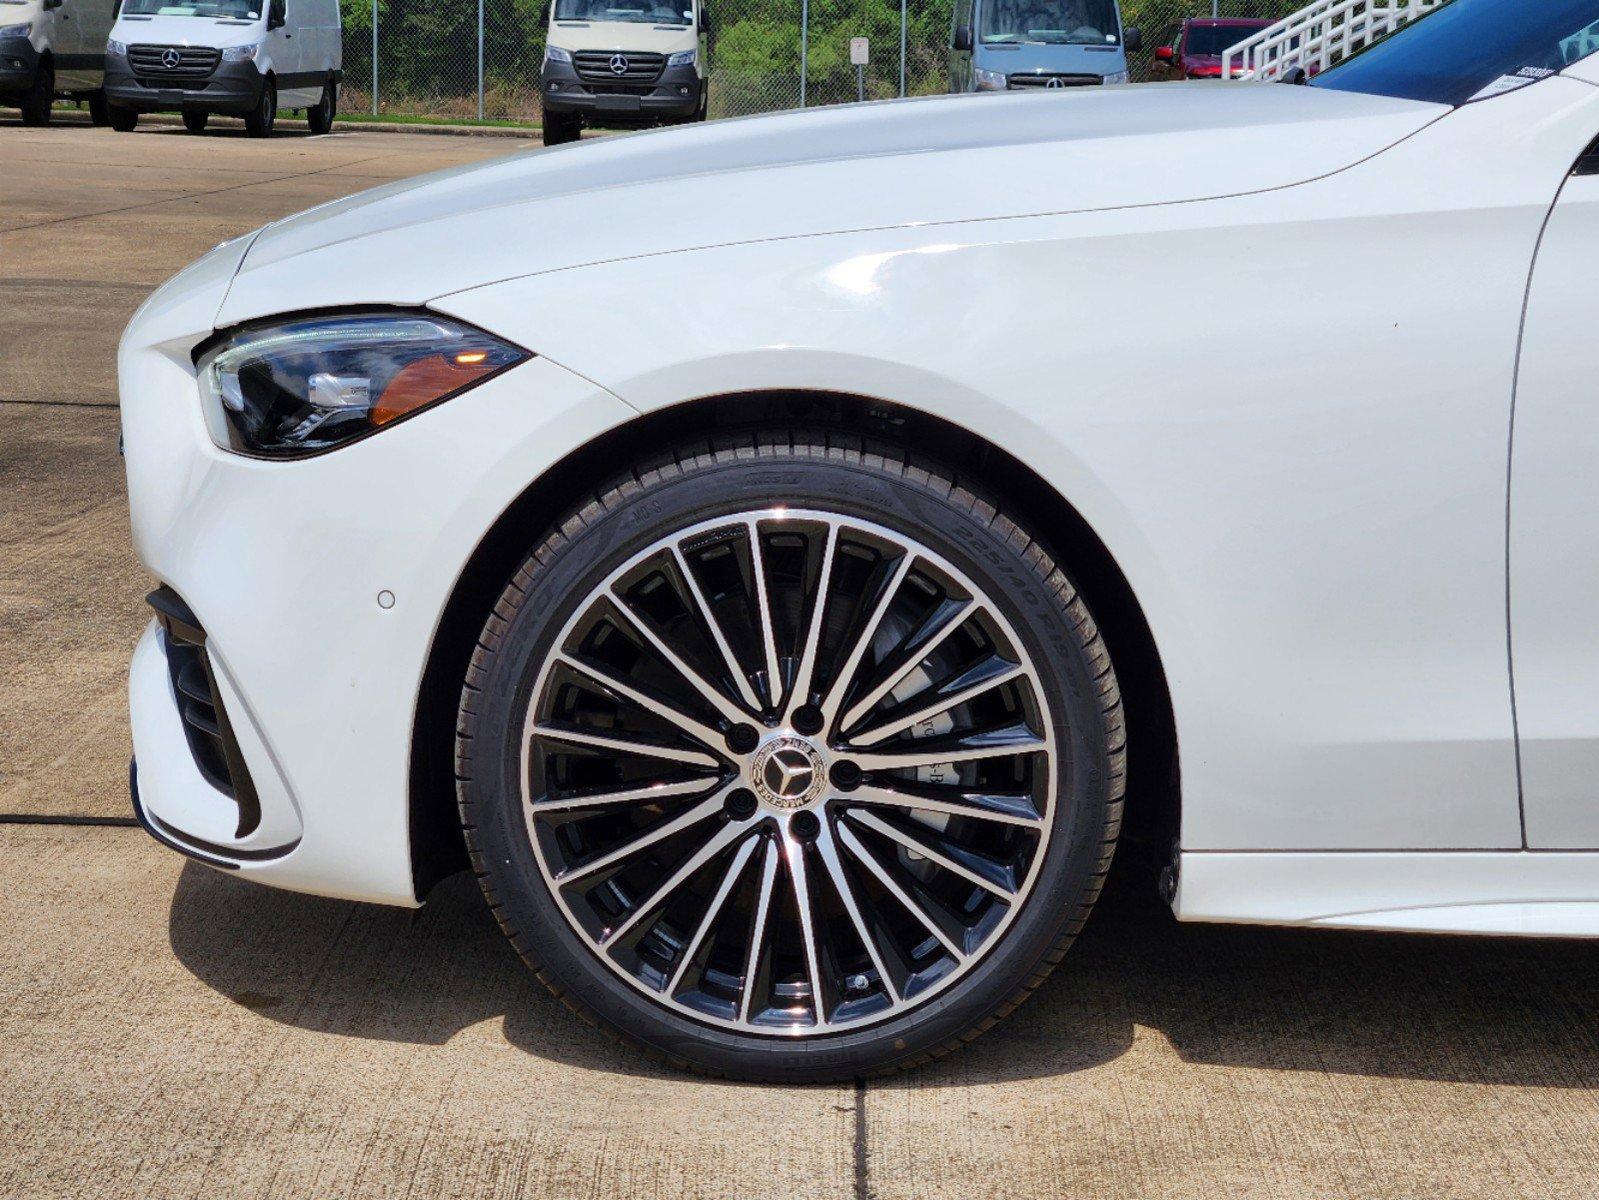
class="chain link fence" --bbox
[338,0,1307,125]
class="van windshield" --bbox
[1312,0,1599,106]
[980,0,1120,45]
[120,1,262,16]
[554,0,692,24]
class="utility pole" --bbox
[800,0,808,107]
[371,0,378,115]
[477,0,485,121]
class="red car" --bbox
[1151,17,1273,80]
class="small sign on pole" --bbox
[851,36,868,102]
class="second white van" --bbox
[0,0,117,126]
[104,0,341,137]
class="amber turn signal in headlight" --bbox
[197,312,528,458]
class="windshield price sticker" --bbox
[1468,66,1556,103]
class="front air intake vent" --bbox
[147,586,261,838]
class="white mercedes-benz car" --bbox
[121,0,1599,1079]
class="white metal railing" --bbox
[1221,0,1448,82]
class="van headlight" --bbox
[545,45,572,64]
[0,22,32,39]
[667,49,695,67]
[107,38,128,55]
[197,312,528,458]
[221,42,261,62]
[1101,69,1130,84]
[974,67,1007,91]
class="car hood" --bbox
[218,82,1445,325]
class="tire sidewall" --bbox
[462,448,1117,1079]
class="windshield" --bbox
[553,0,692,23]
[119,0,261,15]
[1313,0,1599,106]
[979,0,1121,46]
[1184,24,1263,57]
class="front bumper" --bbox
[541,59,702,122]
[121,243,636,904]
[104,55,265,113]
[0,36,39,95]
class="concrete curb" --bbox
[47,108,541,139]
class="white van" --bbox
[539,0,711,147]
[0,0,117,126]
[104,0,340,137]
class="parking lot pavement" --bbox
[7,117,1599,1200]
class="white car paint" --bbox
[121,66,1599,932]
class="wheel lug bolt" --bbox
[791,810,821,841]
[726,724,760,754]
[725,787,758,820]
[829,760,862,791]
[792,705,824,736]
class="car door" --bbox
[1509,130,1599,847]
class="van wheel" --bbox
[88,89,111,127]
[245,77,276,138]
[542,110,580,146]
[20,62,53,126]
[108,105,138,132]
[306,79,336,134]
[182,111,209,134]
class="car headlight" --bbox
[107,38,127,55]
[0,22,31,39]
[221,42,261,62]
[974,66,1007,91]
[667,48,695,67]
[545,45,572,64]
[197,312,528,458]
[1101,69,1129,85]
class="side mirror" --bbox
[42,0,62,10]
[953,25,972,52]
[697,5,708,33]
[540,2,550,23]
[1153,45,1173,62]
[1122,26,1141,52]
[267,0,285,30]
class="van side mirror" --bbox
[540,2,550,22]
[1123,26,1141,52]
[41,0,62,9]
[267,0,286,30]
[697,4,709,33]
[953,25,973,52]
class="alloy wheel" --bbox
[521,508,1057,1034]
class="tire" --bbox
[88,89,110,127]
[182,110,209,134]
[244,76,276,138]
[456,433,1126,1081]
[306,78,336,134]
[107,105,138,132]
[19,62,52,126]
[542,109,580,146]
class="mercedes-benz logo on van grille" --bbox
[609,53,630,75]
[1044,75,1064,88]
[161,48,182,69]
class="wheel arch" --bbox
[407,390,1180,898]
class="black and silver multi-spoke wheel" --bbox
[458,436,1124,1080]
